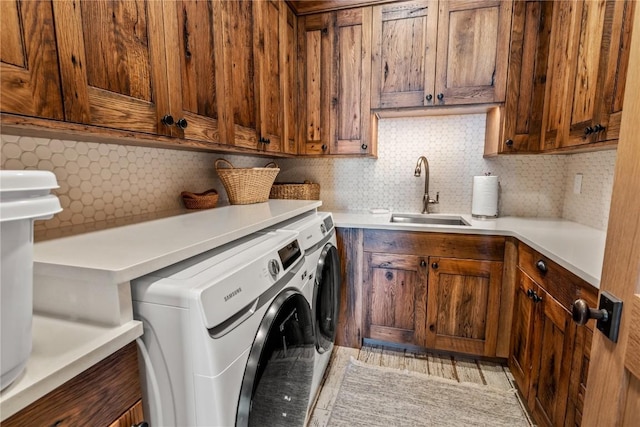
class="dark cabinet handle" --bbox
[572,299,608,325]
[420,260,426,267]
[431,262,438,269]
[536,259,548,274]
[584,126,594,135]
[133,422,149,427]
[437,93,444,101]
[426,94,433,101]
[505,139,514,147]
[594,124,605,133]
[161,115,174,126]
[321,144,327,151]
[361,144,368,150]
[176,118,188,129]
[527,289,535,299]
[533,293,543,303]
[259,137,271,145]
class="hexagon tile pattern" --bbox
[1,134,266,234]
[2,114,617,236]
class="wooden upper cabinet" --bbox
[333,8,373,155]
[299,7,374,156]
[435,0,512,105]
[542,0,634,150]
[425,257,503,357]
[162,0,225,144]
[0,0,64,119]
[52,0,172,136]
[282,6,298,155]
[498,0,553,154]
[370,0,511,109]
[370,0,438,109]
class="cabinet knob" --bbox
[535,259,547,274]
[572,299,608,325]
[533,293,543,303]
[420,260,426,267]
[361,143,368,150]
[431,262,438,269]
[176,118,188,129]
[527,288,535,299]
[505,139,514,147]
[584,126,594,135]
[594,124,605,133]
[321,144,327,151]
[437,93,444,101]
[161,115,174,126]
[426,94,433,101]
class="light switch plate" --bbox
[573,173,583,194]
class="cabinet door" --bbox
[364,253,427,346]
[332,8,373,155]
[299,12,333,155]
[434,0,512,105]
[282,5,298,155]
[542,0,633,150]
[565,327,592,427]
[52,0,172,136]
[162,0,225,144]
[0,0,63,119]
[426,257,503,356]
[528,287,576,427]
[254,0,284,153]
[509,270,537,399]
[217,0,259,148]
[500,0,553,154]
[563,0,632,147]
[370,0,438,109]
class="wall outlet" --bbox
[573,173,583,194]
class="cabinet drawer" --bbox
[3,342,142,427]
[363,230,505,261]
[518,243,598,320]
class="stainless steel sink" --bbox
[390,213,471,226]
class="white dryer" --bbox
[269,212,341,407]
[131,229,315,427]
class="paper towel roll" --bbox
[472,175,499,218]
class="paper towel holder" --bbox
[471,174,500,219]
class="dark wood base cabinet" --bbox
[340,229,507,357]
[3,342,145,427]
[509,243,597,427]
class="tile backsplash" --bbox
[1,114,618,234]
[278,115,570,218]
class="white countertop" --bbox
[0,315,142,421]
[331,211,607,288]
[34,200,322,285]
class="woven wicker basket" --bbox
[270,181,320,200]
[181,189,219,209]
[215,159,280,205]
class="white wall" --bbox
[1,115,617,236]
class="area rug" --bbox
[327,359,532,427]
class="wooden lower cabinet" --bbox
[3,342,144,427]
[510,243,598,427]
[364,252,427,346]
[360,230,506,356]
[426,257,503,356]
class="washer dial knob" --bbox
[268,259,280,279]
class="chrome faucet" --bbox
[414,156,439,214]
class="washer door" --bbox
[314,242,341,353]
[236,290,314,427]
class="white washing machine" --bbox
[268,212,341,408]
[131,229,315,427]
